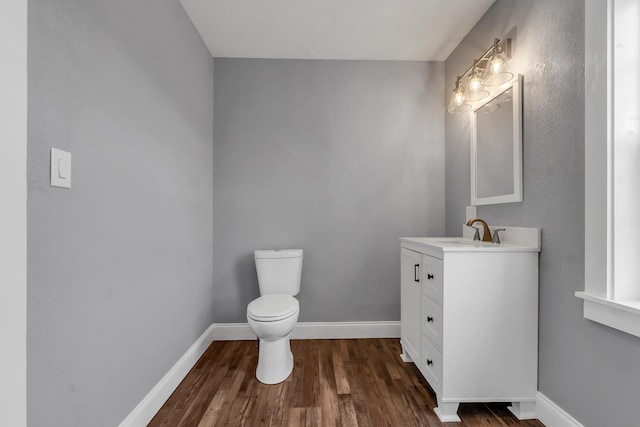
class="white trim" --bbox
[536,392,584,427]
[210,323,257,340]
[118,324,217,427]
[399,351,413,362]
[119,321,400,426]
[470,75,523,206]
[581,0,640,335]
[584,0,612,297]
[575,292,640,338]
[293,321,400,339]
[214,321,401,341]
[507,401,536,420]
[0,1,28,426]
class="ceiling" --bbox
[179,0,496,61]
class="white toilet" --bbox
[247,249,302,384]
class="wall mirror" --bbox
[470,75,523,205]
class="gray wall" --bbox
[445,1,640,425]
[27,1,214,426]
[213,59,444,322]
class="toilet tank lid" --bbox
[254,249,303,259]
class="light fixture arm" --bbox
[456,38,511,82]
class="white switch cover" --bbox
[51,148,71,188]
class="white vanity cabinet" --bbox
[400,228,540,423]
[400,247,422,364]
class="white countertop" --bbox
[400,236,540,252]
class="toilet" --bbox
[247,249,302,384]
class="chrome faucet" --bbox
[471,226,481,241]
[492,228,506,244]
[466,217,492,242]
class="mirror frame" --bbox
[470,74,523,206]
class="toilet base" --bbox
[256,335,294,384]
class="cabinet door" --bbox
[401,248,422,363]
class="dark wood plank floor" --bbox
[149,339,544,427]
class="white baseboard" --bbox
[118,324,216,427]
[210,323,256,340]
[536,392,584,427]
[294,321,400,339]
[213,321,400,340]
[119,321,400,426]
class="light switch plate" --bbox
[51,148,71,188]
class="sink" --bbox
[434,238,488,246]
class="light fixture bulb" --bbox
[452,77,465,105]
[454,88,465,105]
[468,62,482,92]
[448,77,472,113]
[469,75,482,92]
[490,47,505,74]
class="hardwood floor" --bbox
[149,339,544,427]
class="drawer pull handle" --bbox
[427,316,434,322]
[414,264,419,282]
[426,359,433,366]
[427,273,434,280]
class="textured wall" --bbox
[27,1,214,425]
[445,1,640,425]
[213,59,445,323]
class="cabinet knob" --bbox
[414,264,419,282]
[426,359,433,366]
[427,316,434,323]
[427,273,434,280]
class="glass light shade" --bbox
[483,44,513,86]
[465,87,490,102]
[483,70,514,86]
[448,102,472,114]
[448,92,472,113]
[469,76,482,92]
[453,86,465,105]
[468,67,484,92]
[489,52,506,74]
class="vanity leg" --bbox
[399,344,413,362]
[434,399,461,423]
[400,340,413,363]
[508,401,536,420]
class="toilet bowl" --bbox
[247,295,299,384]
[247,249,303,384]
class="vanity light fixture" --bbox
[447,76,472,113]
[466,60,490,102]
[489,44,506,74]
[468,60,483,92]
[447,38,513,114]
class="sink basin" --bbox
[435,238,486,246]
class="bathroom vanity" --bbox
[400,226,540,422]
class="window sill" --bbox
[575,292,640,338]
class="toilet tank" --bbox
[254,249,303,296]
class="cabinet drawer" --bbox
[421,255,443,302]
[421,295,442,348]
[420,334,442,395]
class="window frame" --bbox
[576,0,640,338]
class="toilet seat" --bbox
[247,295,299,322]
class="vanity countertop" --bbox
[401,225,541,253]
[400,237,539,252]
